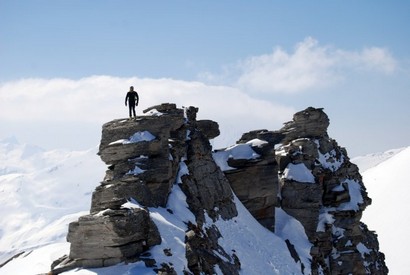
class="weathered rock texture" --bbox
[220,107,388,274]
[51,104,387,275]
[51,103,239,275]
[221,130,283,231]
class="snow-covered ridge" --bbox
[0,138,106,265]
[358,146,410,274]
[351,147,406,172]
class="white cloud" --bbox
[337,47,397,74]
[0,76,295,149]
[202,37,398,94]
[237,37,339,94]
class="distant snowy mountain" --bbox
[0,136,45,175]
[0,138,106,267]
[352,146,410,275]
[351,147,406,172]
[0,136,407,274]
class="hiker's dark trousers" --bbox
[129,105,136,118]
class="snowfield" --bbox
[0,138,301,275]
[353,146,410,275]
[0,137,408,274]
[0,137,106,266]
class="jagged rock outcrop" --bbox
[51,103,387,275]
[218,107,388,274]
[51,103,240,275]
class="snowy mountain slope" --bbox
[353,146,410,275]
[1,135,405,275]
[351,147,406,173]
[0,138,304,275]
[0,138,106,264]
[0,136,45,175]
[0,188,304,275]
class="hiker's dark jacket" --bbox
[125,91,139,106]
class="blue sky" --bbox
[1,1,409,80]
[1,0,410,157]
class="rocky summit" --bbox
[219,107,387,274]
[51,103,388,275]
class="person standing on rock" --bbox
[125,86,139,119]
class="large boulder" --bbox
[280,107,330,143]
[67,208,161,263]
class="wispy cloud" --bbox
[237,37,337,93]
[200,37,398,94]
[1,38,400,151]
[337,46,397,74]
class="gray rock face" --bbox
[185,224,240,275]
[67,209,160,261]
[222,141,279,231]
[52,104,387,275]
[218,107,388,274]
[280,107,330,143]
[52,103,240,275]
[96,106,185,208]
[181,127,238,224]
[178,107,240,274]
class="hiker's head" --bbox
[130,86,134,91]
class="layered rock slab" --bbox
[52,103,240,275]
